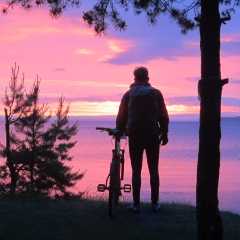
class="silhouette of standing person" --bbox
[116,66,169,213]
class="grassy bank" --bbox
[0,197,239,240]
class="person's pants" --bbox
[128,134,160,205]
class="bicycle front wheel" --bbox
[108,162,120,218]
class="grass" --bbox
[0,196,239,240]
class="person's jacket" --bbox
[116,81,169,136]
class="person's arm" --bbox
[116,91,129,133]
[156,89,169,135]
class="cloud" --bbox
[98,54,113,62]
[222,41,240,56]
[166,96,199,106]
[19,27,61,34]
[96,39,134,62]
[184,77,240,86]
[53,68,66,72]
[95,9,240,64]
[230,79,240,84]
[8,3,238,66]
[184,76,200,82]
[105,38,200,65]
[221,32,240,56]
[75,49,93,54]
[38,94,124,103]
[9,4,237,66]
[166,96,240,109]
[222,97,240,107]
[97,12,200,64]
[108,41,125,52]
[40,79,129,88]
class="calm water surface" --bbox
[0,119,239,214]
[64,120,240,214]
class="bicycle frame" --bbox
[96,127,131,218]
[113,133,125,180]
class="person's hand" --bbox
[159,133,168,146]
[108,129,125,137]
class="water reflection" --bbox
[0,119,239,214]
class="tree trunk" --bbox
[30,145,35,193]
[30,114,37,193]
[4,108,17,195]
[196,1,228,239]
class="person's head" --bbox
[133,67,149,82]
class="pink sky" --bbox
[0,4,239,119]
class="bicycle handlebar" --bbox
[96,127,126,138]
[96,127,112,132]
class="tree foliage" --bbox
[0,63,38,195]
[2,0,80,17]
[2,63,34,123]
[0,65,84,197]
[2,0,240,35]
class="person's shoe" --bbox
[128,204,140,213]
[152,203,161,213]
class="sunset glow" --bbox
[0,2,240,218]
[0,4,239,119]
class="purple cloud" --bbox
[222,97,240,107]
[166,96,199,106]
[54,67,66,72]
[229,79,240,84]
[37,94,124,104]
[166,96,240,108]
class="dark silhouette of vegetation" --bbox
[0,65,84,197]
[2,1,239,239]
[1,63,36,195]
[0,198,240,240]
[1,0,80,17]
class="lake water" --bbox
[0,119,239,214]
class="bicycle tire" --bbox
[108,163,116,217]
[114,169,121,205]
[108,162,121,217]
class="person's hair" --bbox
[133,67,149,81]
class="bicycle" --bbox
[96,127,131,218]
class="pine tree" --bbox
[1,66,84,197]
[34,96,84,196]
[13,77,51,193]
[14,92,84,196]
[0,63,35,194]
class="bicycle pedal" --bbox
[97,184,106,192]
[123,184,131,193]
